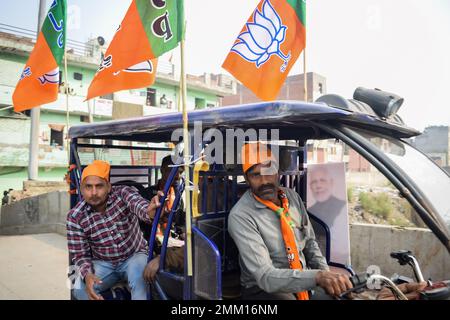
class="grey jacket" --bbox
[228,187,329,293]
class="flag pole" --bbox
[180,22,193,277]
[303,49,308,102]
[1,106,14,111]
[28,0,47,181]
[64,46,70,161]
[177,83,182,113]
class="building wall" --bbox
[0,168,67,191]
[0,112,89,190]
[306,140,347,165]
[413,126,450,167]
[0,52,226,112]
[350,223,450,281]
[187,88,219,110]
[0,114,83,169]
[0,52,97,106]
[0,52,25,88]
[348,148,372,172]
[222,72,327,106]
[114,83,220,112]
[0,117,30,168]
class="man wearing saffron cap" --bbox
[228,143,353,300]
[67,160,163,300]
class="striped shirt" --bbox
[66,186,151,279]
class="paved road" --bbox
[0,233,70,300]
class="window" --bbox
[146,88,156,106]
[318,83,323,94]
[50,129,64,146]
[195,98,206,109]
[80,115,90,123]
[100,93,113,100]
[307,138,426,229]
[207,103,215,108]
[73,72,83,81]
[351,128,450,229]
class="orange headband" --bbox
[81,160,110,182]
[241,142,276,174]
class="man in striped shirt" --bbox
[67,160,163,300]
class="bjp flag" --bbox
[86,0,184,100]
[86,58,159,101]
[13,0,67,112]
[222,0,306,101]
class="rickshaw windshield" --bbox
[350,128,450,230]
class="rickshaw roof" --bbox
[69,100,420,142]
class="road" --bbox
[0,233,70,300]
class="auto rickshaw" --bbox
[67,87,450,300]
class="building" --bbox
[222,72,377,173]
[412,126,450,171]
[222,72,327,105]
[306,140,347,165]
[0,24,236,190]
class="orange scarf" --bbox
[156,187,175,242]
[254,190,309,300]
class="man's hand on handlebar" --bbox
[377,282,428,300]
[315,271,353,297]
[148,191,164,221]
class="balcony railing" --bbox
[0,23,94,57]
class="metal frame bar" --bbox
[70,139,83,206]
[308,213,332,263]
[77,143,172,151]
[153,281,169,300]
[146,165,180,300]
[159,180,185,269]
[159,270,185,282]
[192,225,223,300]
[308,212,355,276]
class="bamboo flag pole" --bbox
[180,23,193,277]
[64,47,70,160]
[178,79,182,113]
[303,48,308,102]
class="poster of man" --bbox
[307,162,351,266]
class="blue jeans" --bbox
[73,253,148,300]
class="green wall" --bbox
[0,167,67,191]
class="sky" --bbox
[1,0,449,131]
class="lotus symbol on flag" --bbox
[113,60,154,76]
[38,68,60,85]
[20,67,32,80]
[231,0,291,72]
[124,61,154,74]
[98,55,113,73]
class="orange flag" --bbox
[13,0,66,112]
[86,58,158,101]
[86,0,184,100]
[222,0,306,101]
